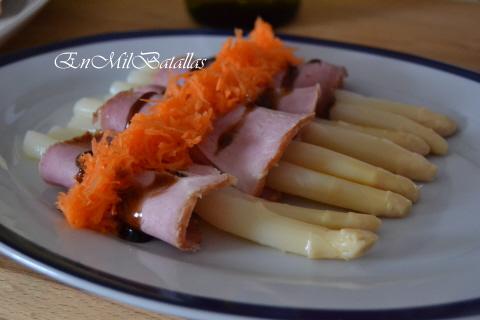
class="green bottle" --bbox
[186,0,301,29]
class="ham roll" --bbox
[96,85,164,131]
[38,139,234,250]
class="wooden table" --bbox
[0,1,479,319]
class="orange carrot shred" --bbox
[57,18,301,232]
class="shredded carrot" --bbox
[57,18,301,232]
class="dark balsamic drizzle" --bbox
[68,132,103,183]
[216,103,255,154]
[74,150,93,183]
[116,173,178,243]
[172,171,188,178]
[125,91,158,129]
[118,224,153,243]
[307,58,322,64]
[157,86,167,95]
[255,87,280,110]
[65,131,103,145]
[280,64,299,94]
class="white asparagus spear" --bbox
[301,121,438,181]
[23,131,58,159]
[196,188,378,260]
[263,200,381,231]
[330,101,448,155]
[109,81,135,96]
[67,113,99,132]
[267,161,412,217]
[48,126,87,141]
[324,119,430,155]
[127,69,155,85]
[73,97,103,118]
[335,90,457,137]
[283,140,419,201]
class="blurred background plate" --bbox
[0,0,48,45]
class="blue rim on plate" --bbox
[0,29,479,320]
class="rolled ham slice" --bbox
[295,61,347,116]
[140,165,234,250]
[39,142,89,188]
[274,61,347,116]
[294,61,347,91]
[198,106,314,195]
[39,140,233,250]
[97,86,164,131]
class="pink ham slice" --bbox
[97,86,164,131]
[275,84,321,115]
[295,61,347,116]
[198,106,314,195]
[140,165,234,250]
[39,142,89,188]
[274,61,347,116]
[294,61,347,90]
[152,68,189,87]
[39,140,233,250]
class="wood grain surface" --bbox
[0,1,479,319]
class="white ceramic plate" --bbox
[0,31,479,320]
[0,0,48,45]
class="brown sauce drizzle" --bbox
[116,172,179,243]
[125,91,158,129]
[216,103,255,154]
[172,171,188,178]
[307,58,322,64]
[74,150,93,183]
[255,87,280,110]
[69,132,103,183]
[280,64,299,94]
[64,131,102,145]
